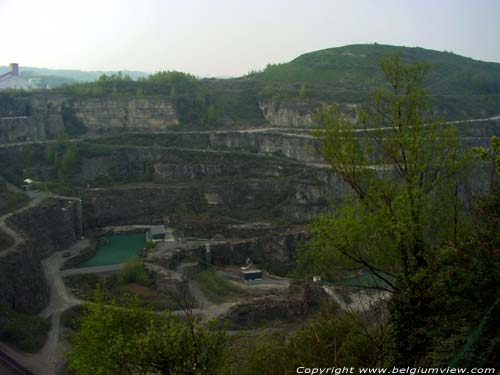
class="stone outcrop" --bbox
[208,131,323,163]
[153,228,309,275]
[0,243,49,313]
[0,94,179,144]
[82,178,335,233]
[0,117,45,144]
[206,230,309,274]
[77,146,301,183]
[0,198,81,313]
[259,100,317,127]
[217,282,329,328]
[71,96,178,133]
[6,199,82,257]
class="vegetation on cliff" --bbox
[67,289,226,375]
[0,306,51,353]
[57,71,218,128]
[295,57,500,367]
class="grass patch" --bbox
[64,258,192,311]
[0,306,51,353]
[115,283,187,311]
[194,270,248,304]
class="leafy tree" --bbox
[59,144,80,179]
[67,289,226,375]
[300,55,470,364]
[115,256,151,287]
[206,105,219,126]
[223,307,388,374]
[299,83,306,98]
[473,135,500,188]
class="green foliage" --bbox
[301,203,399,281]
[299,82,306,98]
[193,270,248,304]
[472,135,500,188]
[62,103,88,136]
[57,70,219,128]
[67,289,226,375]
[223,308,388,374]
[42,141,81,182]
[254,44,500,119]
[61,305,84,331]
[305,55,468,278]
[302,56,473,364]
[115,256,152,287]
[0,306,51,353]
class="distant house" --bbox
[146,225,166,243]
[241,269,263,281]
[0,63,36,90]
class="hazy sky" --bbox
[1,0,499,76]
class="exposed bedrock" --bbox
[0,199,81,313]
[70,96,178,132]
[76,146,308,183]
[0,94,179,144]
[0,117,45,144]
[217,282,329,328]
[0,243,49,313]
[207,132,322,163]
[82,176,345,235]
[163,229,310,275]
[6,199,81,257]
[259,100,317,127]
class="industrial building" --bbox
[0,63,36,90]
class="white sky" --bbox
[1,0,499,76]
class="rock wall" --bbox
[0,94,179,144]
[71,96,178,133]
[208,131,322,163]
[0,198,81,313]
[0,243,49,313]
[0,117,45,144]
[6,198,82,257]
[217,283,329,328]
[259,100,317,127]
[207,230,309,274]
[82,176,342,233]
[77,146,302,183]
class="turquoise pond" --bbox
[78,233,146,267]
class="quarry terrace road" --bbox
[0,240,89,375]
[0,113,498,150]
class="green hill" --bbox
[212,44,500,121]
[2,44,499,125]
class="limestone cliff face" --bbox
[76,146,306,183]
[208,132,323,163]
[71,96,178,133]
[28,94,66,138]
[83,178,337,232]
[259,100,317,127]
[0,198,81,313]
[0,95,179,144]
[0,94,66,143]
[0,243,49,313]
[6,199,82,257]
[0,117,44,143]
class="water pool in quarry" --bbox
[78,232,146,267]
